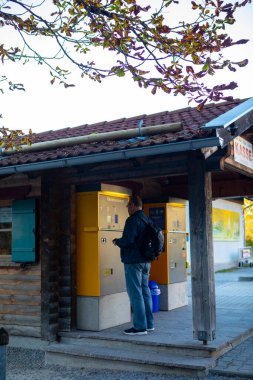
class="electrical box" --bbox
[77,190,130,296]
[144,203,187,285]
[76,185,131,330]
[144,202,188,310]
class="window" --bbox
[0,207,12,256]
[12,199,36,263]
[0,199,37,263]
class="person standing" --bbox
[113,195,154,336]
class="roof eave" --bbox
[0,137,220,176]
[203,97,253,130]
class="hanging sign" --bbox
[234,137,253,169]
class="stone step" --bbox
[58,331,227,359]
[46,341,214,377]
[46,329,253,377]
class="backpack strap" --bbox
[133,212,150,251]
[134,211,150,226]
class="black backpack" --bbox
[137,216,164,261]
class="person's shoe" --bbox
[147,327,155,332]
[123,327,147,335]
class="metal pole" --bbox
[0,328,9,380]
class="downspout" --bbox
[1,122,182,155]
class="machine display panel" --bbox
[149,207,166,230]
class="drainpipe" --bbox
[1,122,182,155]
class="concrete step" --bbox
[46,341,214,377]
[46,330,253,377]
[57,331,228,359]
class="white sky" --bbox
[1,1,253,134]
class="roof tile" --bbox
[0,98,248,169]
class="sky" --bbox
[1,1,253,134]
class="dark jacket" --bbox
[115,210,149,264]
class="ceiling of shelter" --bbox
[113,169,253,201]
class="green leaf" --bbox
[115,68,125,77]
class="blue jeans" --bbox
[124,262,154,330]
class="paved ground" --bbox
[5,266,253,379]
[211,335,253,378]
[6,341,253,380]
[6,344,253,380]
[209,267,253,378]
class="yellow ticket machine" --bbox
[144,202,188,310]
[77,184,131,330]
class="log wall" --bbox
[0,174,42,337]
[0,264,41,337]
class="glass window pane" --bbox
[0,208,12,223]
[0,207,12,255]
[0,231,12,255]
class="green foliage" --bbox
[215,267,239,273]
[0,0,251,110]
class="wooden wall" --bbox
[0,174,42,337]
[0,172,75,341]
[0,264,41,337]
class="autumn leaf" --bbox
[0,0,251,108]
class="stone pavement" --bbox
[7,266,253,378]
[211,335,253,378]
[209,267,253,378]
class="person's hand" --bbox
[113,238,118,246]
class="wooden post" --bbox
[0,328,8,380]
[58,183,73,332]
[188,151,216,344]
[41,174,73,340]
[41,175,60,341]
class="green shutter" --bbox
[12,198,36,263]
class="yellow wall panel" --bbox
[77,232,100,296]
[149,234,168,284]
[77,192,99,228]
[77,192,100,296]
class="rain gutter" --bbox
[0,136,220,175]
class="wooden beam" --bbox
[70,185,77,330]
[58,184,73,332]
[212,177,253,198]
[45,153,188,183]
[65,155,188,185]
[188,151,216,344]
[221,156,253,178]
[0,185,31,199]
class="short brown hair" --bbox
[129,195,142,208]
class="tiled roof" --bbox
[0,98,246,169]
